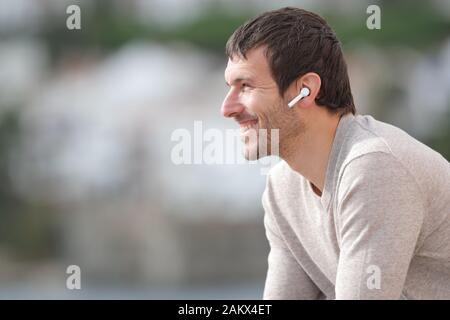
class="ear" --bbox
[291,72,321,108]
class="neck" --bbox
[281,111,341,195]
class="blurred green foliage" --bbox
[0,110,61,260]
[42,3,256,60]
[425,109,450,161]
[36,2,450,59]
[325,3,450,50]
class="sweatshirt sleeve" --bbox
[262,173,323,300]
[335,151,425,299]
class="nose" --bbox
[221,90,245,118]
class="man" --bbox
[221,7,450,299]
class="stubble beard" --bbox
[242,99,305,161]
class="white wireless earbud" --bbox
[288,87,310,108]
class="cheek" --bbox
[261,100,290,128]
[240,93,261,113]
[245,91,277,115]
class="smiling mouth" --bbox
[239,119,259,134]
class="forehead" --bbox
[224,47,273,84]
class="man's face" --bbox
[222,47,301,160]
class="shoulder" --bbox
[341,151,410,181]
[337,114,425,192]
[336,151,424,208]
[341,115,393,165]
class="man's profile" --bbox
[221,7,450,299]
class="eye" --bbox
[241,83,252,91]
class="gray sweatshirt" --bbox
[262,113,450,300]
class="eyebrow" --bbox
[225,77,252,87]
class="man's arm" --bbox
[335,151,424,299]
[262,178,322,300]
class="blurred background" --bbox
[0,0,449,299]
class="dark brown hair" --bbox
[225,7,355,115]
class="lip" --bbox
[238,119,258,126]
[239,119,258,134]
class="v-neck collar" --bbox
[319,112,355,210]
